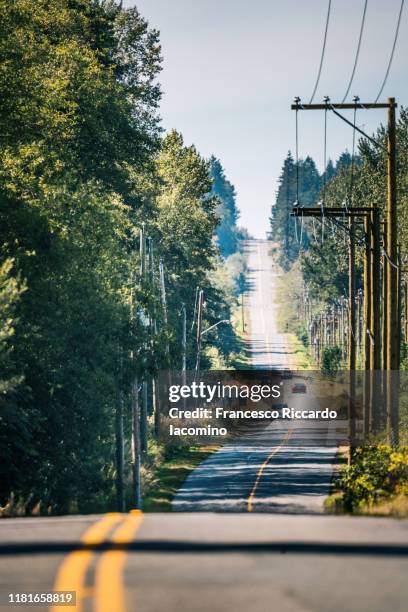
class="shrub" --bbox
[321,345,342,375]
[339,445,408,512]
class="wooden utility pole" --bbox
[140,228,148,456]
[349,217,357,446]
[291,97,400,446]
[404,276,408,342]
[115,388,125,512]
[195,289,204,375]
[141,381,148,456]
[180,301,187,411]
[115,346,125,512]
[158,258,170,436]
[159,259,169,354]
[140,224,146,277]
[291,207,375,447]
[381,222,388,429]
[397,245,402,371]
[370,208,382,432]
[148,239,160,439]
[131,377,142,509]
[363,215,371,438]
[386,97,399,445]
[241,292,245,333]
[356,292,361,361]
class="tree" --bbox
[0,0,161,513]
[270,152,321,268]
[209,157,242,257]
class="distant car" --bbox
[291,382,307,394]
[272,403,288,411]
[281,370,293,379]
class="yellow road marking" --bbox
[94,510,144,612]
[50,513,123,612]
[247,428,293,512]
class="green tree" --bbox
[209,156,244,257]
[0,0,161,512]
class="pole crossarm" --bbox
[291,99,397,152]
[291,102,396,110]
[291,207,374,217]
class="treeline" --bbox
[270,151,352,268]
[0,1,245,514]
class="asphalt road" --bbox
[244,239,299,369]
[173,239,341,513]
[1,513,408,612]
[1,238,407,612]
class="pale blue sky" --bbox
[124,0,408,237]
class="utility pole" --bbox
[148,238,161,439]
[139,226,148,456]
[291,207,375,448]
[140,224,146,277]
[181,301,187,411]
[381,222,388,429]
[195,289,204,375]
[158,258,170,435]
[404,275,408,343]
[356,292,361,361]
[131,377,142,509]
[241,292,245,333]
[363,214,371,438]
[115,343,125,512]
[115,384,125,512]
[397,245,402,372]
[387,97,399,445]
[159,259,169,353]
[181,302,187,374]
[349,217,357,447]
[130,236,142,507]
[371,208,382,432]
[291,97,399,446]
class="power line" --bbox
[309,0,332,104]
[374,0,405,103]
[341,0,368,103]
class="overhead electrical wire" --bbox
[374,0,405,103]
[341,0,368,103]
[309,0,332,104]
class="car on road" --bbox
[291,382,307,394]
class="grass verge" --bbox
[142,443,220,511]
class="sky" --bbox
[124,0,408,237]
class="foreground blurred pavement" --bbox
[1,512,408,612]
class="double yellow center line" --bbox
[51,510,143,612]
[52,427,292,610]
[247,427,293,512]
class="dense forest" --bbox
[0,1,245,514]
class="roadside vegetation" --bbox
[142,443,220,512]
[269,117,408,516]
[0,0,247,516]
[326,446,408,517]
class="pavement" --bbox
[1,513,408,612]
[172,239,341,513]
[1,238,408,612]
[244,239,299,370]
